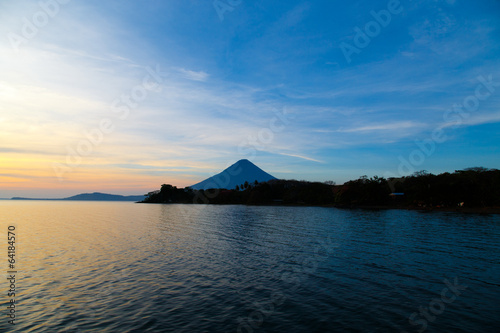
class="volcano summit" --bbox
[190,159,277,190]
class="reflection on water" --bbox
[0,201,499,332]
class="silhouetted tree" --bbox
[142,168,500,208]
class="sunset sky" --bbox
[1,0,499,198]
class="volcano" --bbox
[190,159,277,190]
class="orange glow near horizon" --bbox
[0,152,203,198]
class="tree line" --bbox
[141,167,500,210]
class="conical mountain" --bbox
[190,159,277,190]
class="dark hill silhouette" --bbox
[63,192,145,201]
[11,192,145,201]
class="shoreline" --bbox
[331,204,500,214]
[138,201,500,214]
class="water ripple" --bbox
[0,202,498,332]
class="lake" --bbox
[0,201,499,332]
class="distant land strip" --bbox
[10,192,145,202]
[141,168,500,213]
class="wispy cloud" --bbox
[177,68,209,82]
[337,121,423,133]
[277,152,324,163]
[440,112,500,129]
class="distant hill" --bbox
[11,192,145,201]
[62,193,145,201]
[190,159,277,190]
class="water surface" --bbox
[0,201,499,332]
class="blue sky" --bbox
[0,0,499,197]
